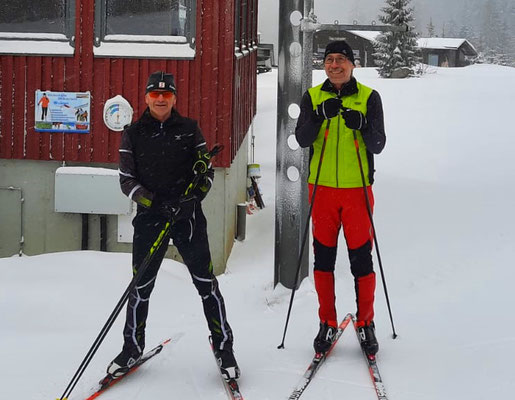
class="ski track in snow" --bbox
[1,64,515,399]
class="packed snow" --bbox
[1,64,515,400]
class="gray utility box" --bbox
[55,167,132,215]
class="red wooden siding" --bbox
[0,0,257,168]
[232,52,257,161]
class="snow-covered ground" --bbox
[2,64,515,399]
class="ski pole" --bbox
[58,222,172,400]
[278,118,332,349]
[58,144,224,400]
[352,129,398,339]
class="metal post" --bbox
[274,0,312,289]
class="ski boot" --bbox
[357,321,379,357]
[214,346,240,380]
[106,346,142,377]
[313,321,338,354]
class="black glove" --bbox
[150,195,178,220]
[184,147,215,201]
[315,98,342,119]
[193,174,212,201]
[192,148,212,175]
[172,194,197,222]
[341,108,367,130]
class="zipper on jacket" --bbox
[335,91,341,188]
[336,115,341,188]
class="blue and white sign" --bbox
[35,90,91,133]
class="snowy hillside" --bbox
[1,64,515,400]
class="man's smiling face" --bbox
[324,53,355,88]
[145,90,176,122]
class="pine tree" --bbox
[427,17,435,37]
[373,0,420,78]
[479,0,506,65]
[509,2,515,66]
[446,18,458,38]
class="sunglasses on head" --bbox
[148,91,174,99]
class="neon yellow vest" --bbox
[307,81,373,188]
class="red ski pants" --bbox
[309,184,376,326]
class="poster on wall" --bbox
[34,90,91,133]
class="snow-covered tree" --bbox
[459,24,474,42]
[446,18,459,38]
[508,2,515,67]
[479,0,501,62]
[373,0,420,78]
[426,17,435,37]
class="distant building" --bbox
[313,29,478,68]
[417,38,478,67]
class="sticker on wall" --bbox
[35,90,91,133]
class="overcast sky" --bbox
[258,0,507,51]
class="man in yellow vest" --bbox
[295,41,386,356]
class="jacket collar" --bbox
[140,107,181,126]
[321,77,358,97]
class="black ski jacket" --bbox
[119,108,209,208]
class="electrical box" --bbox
[55,167,132,215]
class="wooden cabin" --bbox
[0,0,258,273]
[417,38,478,67]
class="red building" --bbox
[0,0,258,272]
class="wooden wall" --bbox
[0,0,257,168]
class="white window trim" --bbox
[0,33,74,56]
[94,0,197,59]
[94,40,195,59]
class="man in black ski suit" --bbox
[108,71,239,381]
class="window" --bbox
[0,0,75,55]
[94,0,196,59]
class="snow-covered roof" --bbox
[347,30,381,42]
[418,38,465,50]
[417,37,477,55]
[345,31,477,56]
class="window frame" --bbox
[0,0,75,56]
[93,0,197,59]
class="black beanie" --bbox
[324,41,355,65]
[146,71,176,93]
